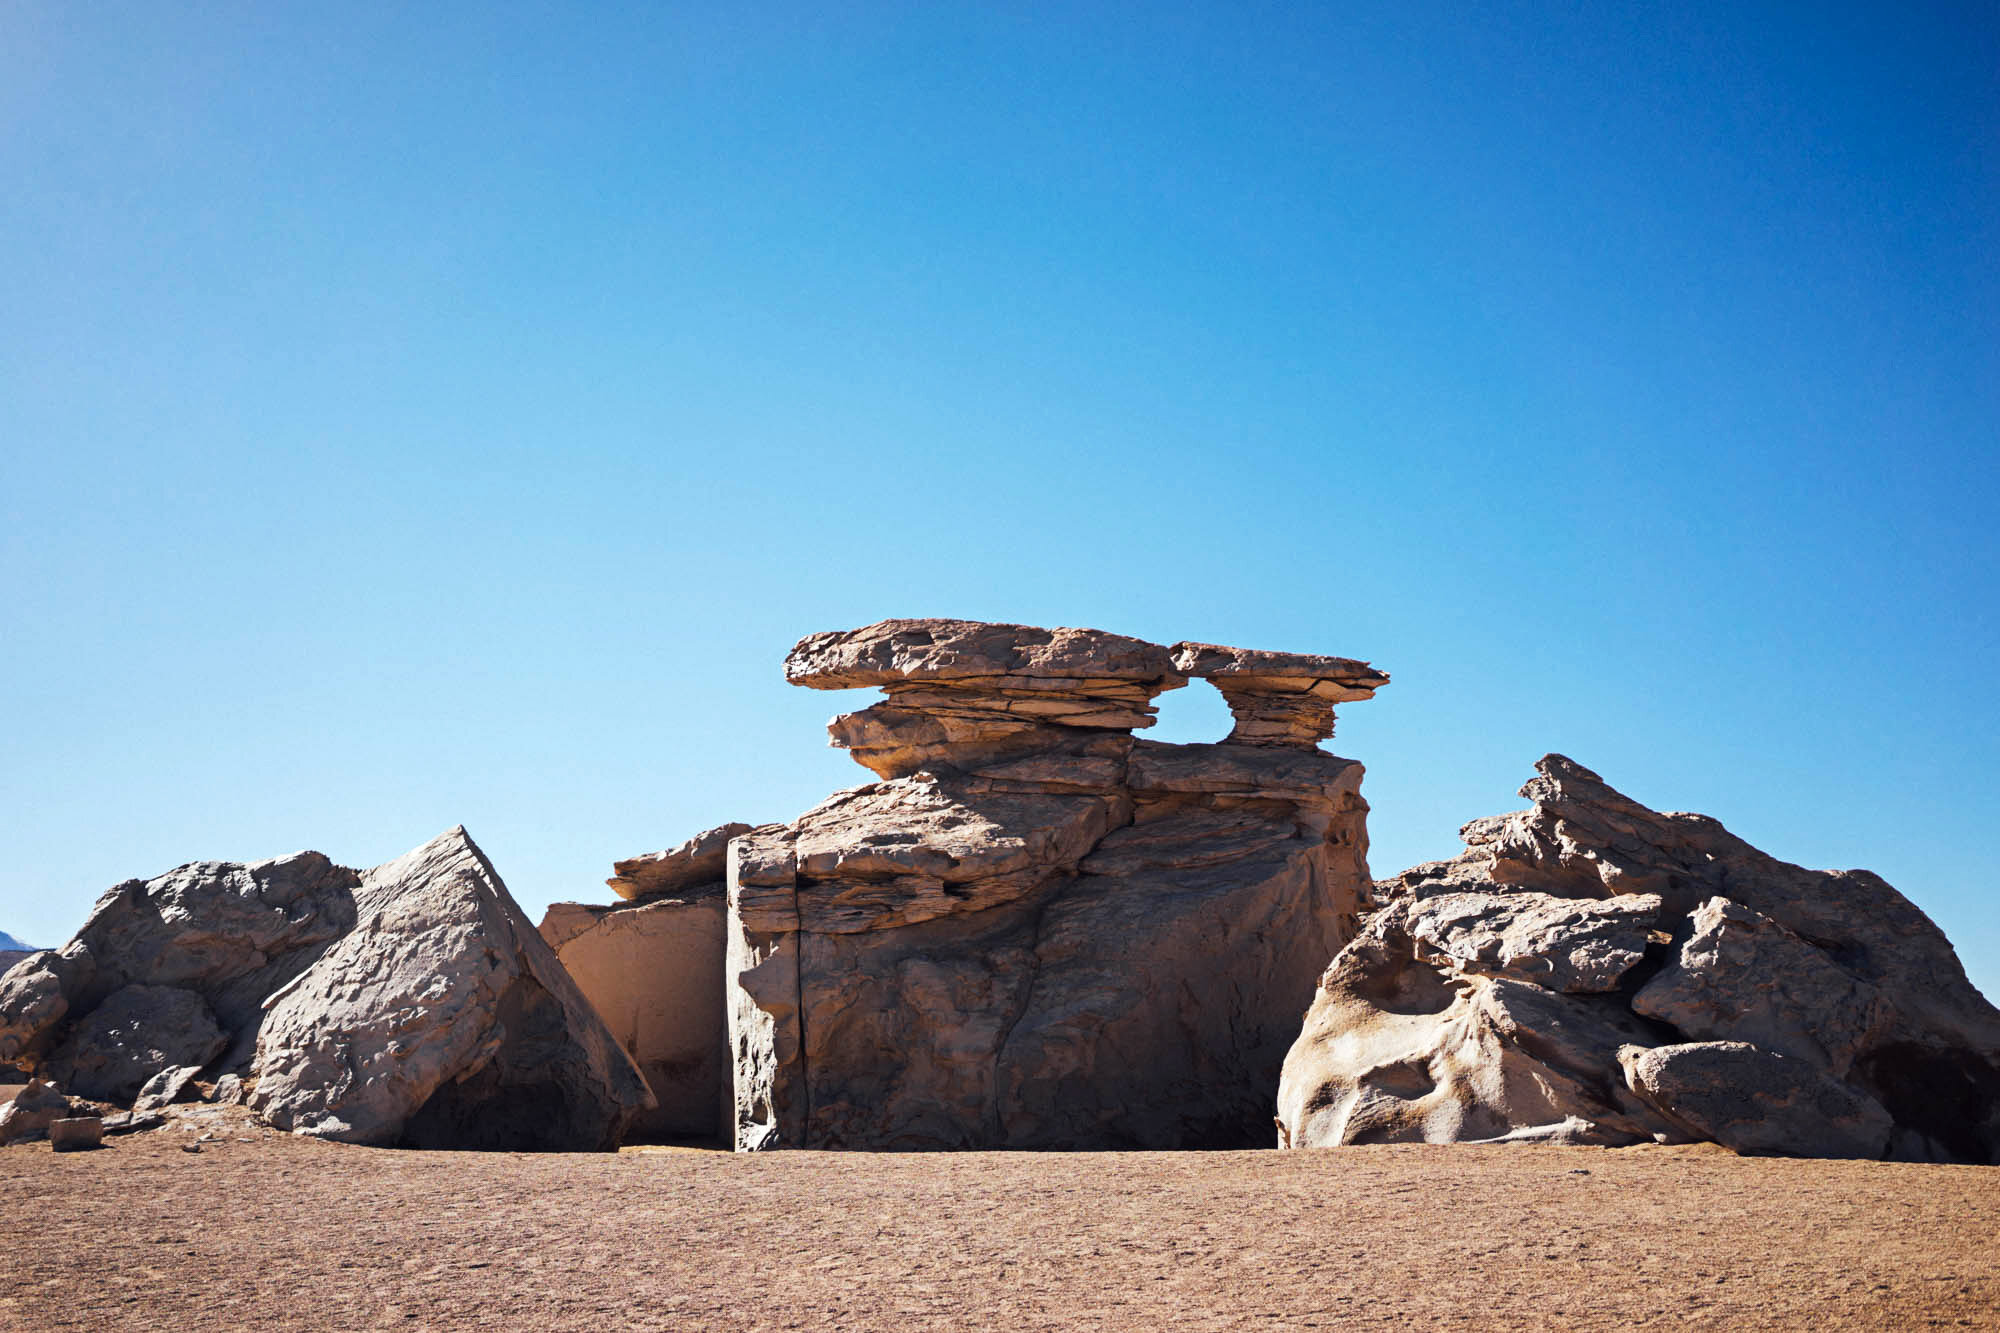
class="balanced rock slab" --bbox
[251,827,654,1150]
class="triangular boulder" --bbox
[249,827,654,1149]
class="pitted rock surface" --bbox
[1279,756,2000,1162]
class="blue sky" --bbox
[4,4,1996,996]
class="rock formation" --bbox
[0,850,361,1076]
[1277,756,2000,1162]
[541,889,730,1142]
[720,617,1386,1150]
[251,828,653,1149]
[0,828,652,1151]
[0,1079,76,1145]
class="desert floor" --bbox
[2,1105,1996,1331]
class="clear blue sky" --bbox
[4,4,1996,997]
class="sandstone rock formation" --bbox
[1277,756,2000,1162]
[540,892,728,1142]
[45,983,228,1103]
[251,827,653,1150]
[722,618,1386,1150]
[0,829,651,1151]
[606,823,754,902]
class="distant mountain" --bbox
[0,931,35,953]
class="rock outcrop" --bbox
[1,829,652,1151]
[250,828,653,1150]
[724,618,1386,1150]
[1277,756,2000,1162]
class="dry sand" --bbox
[3,1107,1996,1331]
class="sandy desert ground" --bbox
[2,1101,1996,1332]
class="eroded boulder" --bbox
[1278,756,2000,1162]
[1620,1042,1894,1159]
[0,851,360,1075]
[251,827,654,1150]
[4,829,654,1151]
[606,823,754,902]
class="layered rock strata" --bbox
[1168,643,1388,748]
[724,617,1386,1150]
[0,829,652,1151]
[1277,756,2000,1162]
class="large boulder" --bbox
[1619,1041,1894,1159]
[1278,756,2000,1162]
[43,983,228,1103]
[0,851,360,1080]
[2,829,653,1151]
[250,827,654,1150]
[727,618,1386,1150]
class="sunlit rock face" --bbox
[1277,756,2000,1163]
[539,892,730,1143]
[723,618,1388,1151]
[0,831,654,1152]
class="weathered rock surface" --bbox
[134,1063,206,1113]
[540,893,728,1141]
[790,619,1190,781]
[49,1116,103,1152]
[251,827,654,1150]
[0,851,360,1077]
[726,619,1384,1150]
[1170,643,1389,748]
[3,830,653,1151]
[45,984,228,1103]
[1620,1041,1894,1159]
[0,1079,75,1145]
[0,951,31,979]
[1279,756,2000,1162]
[606,823,754,901]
